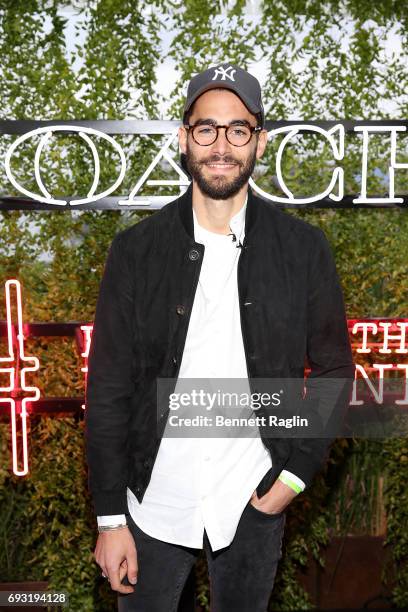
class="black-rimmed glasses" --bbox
[184,123,262,147]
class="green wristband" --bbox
[278,473,302,494]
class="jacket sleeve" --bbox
[283,226,355,488]
[84,232,136,515]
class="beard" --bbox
[185,141,257,200]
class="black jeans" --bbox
[117,500,286,612]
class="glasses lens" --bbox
[192,125,217,145]
[226,125,251,146]
[191,124,252,146]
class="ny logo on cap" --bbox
[212,65,236,82]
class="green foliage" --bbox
[382,422,408,606]
[0,418,117,611]
[0,0,407,609]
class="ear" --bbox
[256,129,268,160]
[178,126,188,155]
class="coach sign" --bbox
[1,120,407,210]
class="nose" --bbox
[211,127,230,156]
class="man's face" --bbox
[179,89,267,200]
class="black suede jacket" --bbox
[85,183,355,516]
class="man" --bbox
[85,63,355,611]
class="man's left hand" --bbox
[250,477,298,514]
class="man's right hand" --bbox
[94,527,138,594]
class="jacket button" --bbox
[188,249,200,261]
[176,305,185,315]
[143,459,150,468]
[172,356,178,365]
[135,485,141,493]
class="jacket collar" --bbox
[177,182,259,245]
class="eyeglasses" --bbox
[184,123,262,147]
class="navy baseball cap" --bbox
[183,63,265,128]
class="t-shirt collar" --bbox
[193,193,248,243]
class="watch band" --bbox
[98,524,127,533]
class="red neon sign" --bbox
[350,319,408,354]
[0,280,40,475]
[349,318,408,405]
[1,282,408,478]
[79,325,92,410]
